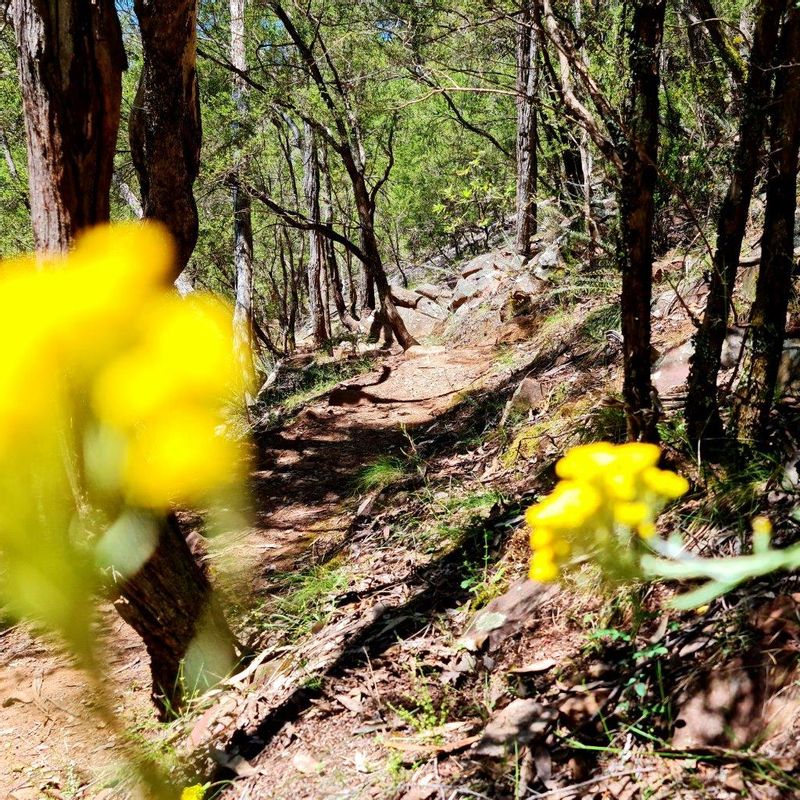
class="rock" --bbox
[651,341,694,395]
[506,376,547,414]
[397,305,439,338]
[450,271,501,310]
[461,252,503,278]
[720,326,746,369]
[475,699,557,757]
[501,274,547,320]
[536,245,560,270]
[390,285,421,308]
[453,296,487,318]
[461,580,554,652]
[513,273,545,297]
[414,282,446,302]
[594,195,618,221]
[651,289,678,319]
[416,296,449,321]
[778,338,800,397]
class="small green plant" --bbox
[261,561,349,641]
[356,455,409,492]
[579,302,622,343]
[459,521,508,607]
[388,662,451,740]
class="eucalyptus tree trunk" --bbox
[514,0,538,260]
[13,0,237,717]
[12,0,125,253]
[302,121,330,348]
[732,6,800,442]
[351,170,418,350]
[684,0,784,447]
[574,0,598,262]
[130,0,202,279]
[230,0,256,389]
[617,0,666,442]
[115,514,238,718]
[321,146,360,332]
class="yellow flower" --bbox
[642,467,689,499]
[752,516,772,537]
[525,441,689,582]
[529,527,553,548]
[613,443,661,472]
[123,409,243,508]
[613,501,650,527]
[525,481,601,530]
[637,521,657,539]
[180,786,206,800]
[529,548,559,582]
[93,293,244,431]
[555,442,618,480]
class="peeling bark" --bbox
[302,122,330,347]
[130,0,201,278]
[114,514,237,718]
[12,0,125,252]
[230,0,256,388]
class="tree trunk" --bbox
[732,6,800,442]
[515,1,538,260]
[13,0,238,717]
[617,0,666,442]
[114,514,237,718]
[130,0,202,279]
[230,0,256,391]
[574,0,598,263]
[321,147,360,333]
[684,0,784,447]
[302,122,330,348]
[12,0,125,253]
[352,173,418,350]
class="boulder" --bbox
[651,289,678,320]
[416,296,449,321]
[450,271,501,310]
[460,252,505,278]
[413,282,447,302]
[536,245,560,270]
[652,341,693,395]
[508,376,547,413]
[778,338,800,397]
[397,305,439,339]
[389,284,421,308]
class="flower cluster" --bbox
[0,223,251,649]
[526,442,689,583]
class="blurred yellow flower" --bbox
[180,786,206,800]
[525,481,601,530]
[123,409,243,508]
[0,222,250,649]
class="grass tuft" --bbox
[356,456,409,492]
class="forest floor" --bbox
[5,248,800,800]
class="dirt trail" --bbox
[246,347,495,578]
[0,345,499,799]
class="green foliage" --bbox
[261,560,350,641]
[388,661,451,738]
[356,455,409,492]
